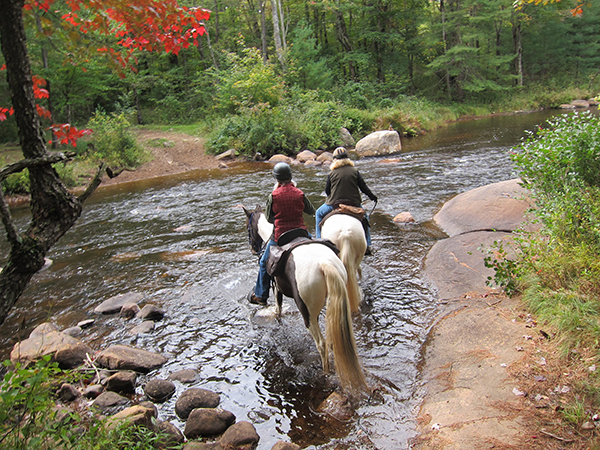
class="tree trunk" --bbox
[260,0,268,64]
[0,0,101,326]
[440,0,452,100]
[334,8,357,80]
[512,11,523,87]
[271,0,285,70]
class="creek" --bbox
[0,109,571,449]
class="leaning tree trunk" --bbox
[0,0,104,326]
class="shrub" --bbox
[85,111,149,168]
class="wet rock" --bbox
[184,408,236,439]
[129,321,155,335]
[316,152,333,163]
[95,344,167,373]
[92,391,129,414]
[340,127,355,147]
[219,421,260,449]
[156,420,185,447]
[317,391,354,422]
[94,292,143,315]
[10,323,92,368]
[30,322,59,337]
[106,370,137,394]
[62,326,82,337]
[169,368,199,384]
[54,342,94,369]
[183,441,222,450]
[144,378,176,403]
[393,212,416,224]
[120,303,140,319]
[77,319,95,329]
[272,442,301,450]
[136,304,165,321]
[139,401,158,418]
[571,99,590,108]
[296,150,316,163]
[216,149,237,160]
[355,130,401,157]
[268,154,293,164]
[304,160,322,167]
[57,383,81,402]
[175,388,221,420]
[83,384,104,399]
[106,405,155,431]
[219,163,228,169]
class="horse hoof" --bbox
[364,246,373,256]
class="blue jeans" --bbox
[254,239,276,299]
[315,203,371,246]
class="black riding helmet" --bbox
[273,162,292,181]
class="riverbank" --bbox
[415,180,592,450]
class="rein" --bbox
[247,212,267,256]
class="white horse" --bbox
[243,205,366,393]
[321,213,367,313]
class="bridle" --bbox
[247,212,266,256]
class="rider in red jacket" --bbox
[249,162,315,306]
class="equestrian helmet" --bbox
[333,147,349,159]
[273,162,292,181]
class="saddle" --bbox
[266,228,339,277]
[319,202,369,233]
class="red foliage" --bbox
[48,123,93,147]
[3,0,211,146]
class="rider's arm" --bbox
[357,171,377,202]
[265,194,275,223]
[324,175,332,196]
[303,195,315,215]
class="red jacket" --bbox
[270,182,310,241]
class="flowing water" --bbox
[0,110,573,449]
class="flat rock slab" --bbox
[95,345,167,373]
[433,179,533,237]
[424,231,513,300]
[412,296,529,449]
[94,292,144,314]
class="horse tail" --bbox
[321,261,367,393]
[338,236,362,314]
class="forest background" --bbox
[1,0,600,172]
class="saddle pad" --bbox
[266,237,339,277]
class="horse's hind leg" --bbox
[276,290,283,319]
[307,319,329,373]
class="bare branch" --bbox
[0,188,21,246]
[0,152,75,181]
[77,163,106,203]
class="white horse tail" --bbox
[321,261,367,393]
[338,236,362,314]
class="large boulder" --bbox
[433,179,533,237]
[95,345,167,373]
[355,130,401,157]
[10,323,92,368]
[424,231,513,300]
